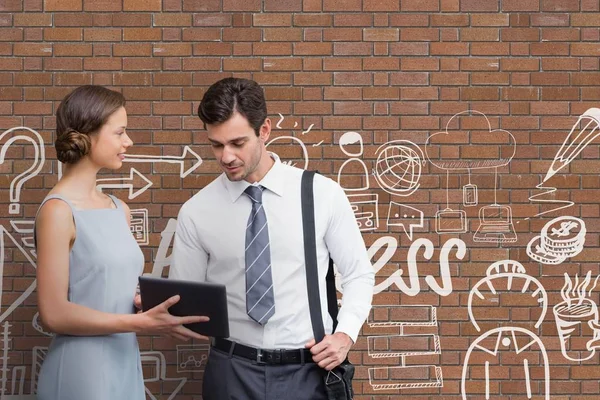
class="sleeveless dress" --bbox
[35,194,145,400]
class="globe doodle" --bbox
[374,143,422,196]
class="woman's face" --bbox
[89,106,132,170]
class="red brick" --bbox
[183,0,220,11]
[264,0,301,11]
[323,28,362,41]
[542,0,580,11]
[0,58,22,70]
[363,28,399,41]
[390,14,429,26]
[0,0,22,11]
[191,14,230,27]
[461,0,499,11]
[401,28,439,41]
[501,28,540,41]
[83,28,120,42]
[252,43,291,56]
[13,43,51,56]
[541,87,579,100]
[43,28,83,41]
[323,58,361,71]
[263,28,302,42]
[223,0,260,11]
[122,58,160,72]
[153,13,192,27]
[571,43,600,56]
[461,28,500,41]
[401,0,439,11]
[323,0,360,11]
[44,0,81,11]
[293,42,331,55]
[192,42,231,56]
[13,13,51,26]
[124,28,163,42]
[253,14,292,27]
[123,0,160,11]
[431,43,469,55]
[83,0,121,11]
[152,43,192,57]
[531,43,570,56]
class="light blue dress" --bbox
[35,194,145,400]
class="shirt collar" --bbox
[222,152,286,202]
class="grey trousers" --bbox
[202,346,328,400]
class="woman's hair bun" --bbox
[55,128,92,164]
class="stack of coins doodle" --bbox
[527,216,586,265]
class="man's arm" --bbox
[307,179,374,370]
[324,182,374,341]
[169,203,209,282]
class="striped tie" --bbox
[243,185,275,325]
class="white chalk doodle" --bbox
[176,344,209,373]
[468,261,548,332]
[527,216,586,265]
[373,140,425,197]
[140,351,187,400]
[368,333,440,359]
[387,202,424,240]
[461,327,550,400]
[31,313,53,337]
[129,209,149,246]
[553,271,600,362]
[473,204,518,243]
[339,131,363,157]
[527,183,575,219]
[266,136,309,170]
[543,107,600,183]
[0,227,37,324]
[425,110,516,171]
[371,237,465,296]
[463,169,478,207]
[369,365,443,390]
[149,218,177,277]
[96,168,153,199]
[347,193,379,231]
[123,146,202,179]
[0,127,45,215]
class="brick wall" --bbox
[1,0,600,398]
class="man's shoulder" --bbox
[180,174,226,213]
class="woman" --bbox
[35,85,206,400]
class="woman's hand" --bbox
[137,295,210,341]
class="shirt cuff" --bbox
[334,314,365,344]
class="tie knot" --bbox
[244,185,264,203]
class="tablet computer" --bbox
[138,276,229,338]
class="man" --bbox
[170,77,374,399]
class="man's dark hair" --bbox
[198,78,267,136]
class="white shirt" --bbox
[170,154,374,349]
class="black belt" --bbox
[212,338,315,365]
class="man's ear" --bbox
[259,118,271,143]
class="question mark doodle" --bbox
[0,127,45,215]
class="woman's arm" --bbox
[35,199,207,338]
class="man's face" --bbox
[207,112,271,182]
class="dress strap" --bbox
[34,194,77,249]
[107,194,122,210]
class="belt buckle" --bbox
[255,349,266,365]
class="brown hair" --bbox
[55,85,125,164]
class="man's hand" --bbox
[305,332,353,371]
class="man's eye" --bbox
[211,143,223,148]
[233,142,244,147]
